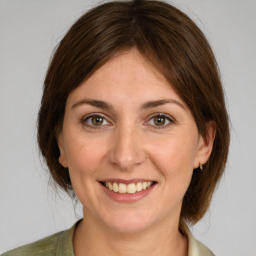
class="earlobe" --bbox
[194,121,216,169]
[57,133,68,168]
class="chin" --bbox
[99,209,158,235]
[109,220,152,235]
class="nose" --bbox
[108,124,146,171]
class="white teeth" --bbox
[118,183,127,193]
[108,182,113,191]
[136,182,142,192]
[113,182,118,192]
[142,182,148,190]
[127,183,136,194]
[104,181,153,194]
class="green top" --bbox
[2,221,214,256]
[1,223,76,256]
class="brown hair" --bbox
[38,0,229,225]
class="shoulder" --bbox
[1,230,64,256]
[1,222,77,256]
[190,238,215,256]
[186,228,215,256]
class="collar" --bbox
[56,220,214,256]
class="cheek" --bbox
[148,134,198,186]
[64,131,106,174]
[63,135,106,203]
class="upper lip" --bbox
[99,179,156,184]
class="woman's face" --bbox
[58,49,211,234]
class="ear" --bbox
[57,132,68,168]
[194,121,216,169]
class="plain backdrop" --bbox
[0,0,256,255]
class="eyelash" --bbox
[145,113,174,129]
[80,113,110,129]
[80,113,175,129]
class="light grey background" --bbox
[0,0,255,255]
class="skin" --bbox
[58,48,215,256]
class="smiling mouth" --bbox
[101,181,156,194]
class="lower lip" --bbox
[100,183,156,203]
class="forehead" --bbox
[67,49,186,108]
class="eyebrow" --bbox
[72,99,114,111]
[140,99,185,110]
[72,99,185,111]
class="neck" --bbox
[73,213,188,256]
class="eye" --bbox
[81,113,111,128]
[146,114,174,128]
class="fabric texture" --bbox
[2,221,214,256]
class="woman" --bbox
[2,0,229,255]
